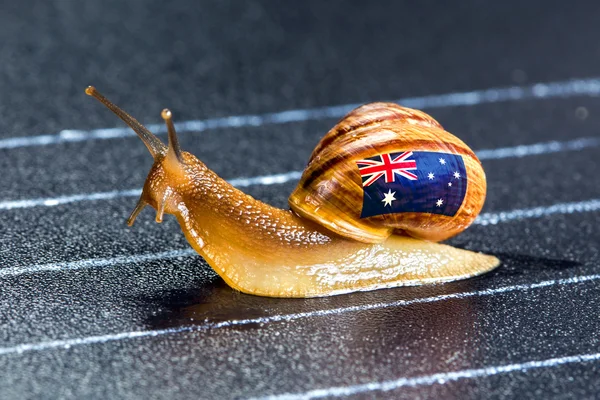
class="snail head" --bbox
[85,86,206,225]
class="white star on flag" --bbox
[427,172,435,180]
[448,182,452,187]
[436,198,444,207]
[381,189,397,206]
[439,158,446,165]
[453,171,460,179]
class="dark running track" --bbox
[1,1,600,399]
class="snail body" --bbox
[86,87,499,298]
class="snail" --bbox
[85,87,499,298]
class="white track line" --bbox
[475,199,600,226]
[256,352,600,399]
[1,137,598,211]
[474,137,600,160]
[1,77,599,150]
[0,273,598,356]
[0,189,142,210]
[1,197,599,279]
[0,249,196,278]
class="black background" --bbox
[1,1,600,399]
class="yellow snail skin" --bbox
[86,87,500,298]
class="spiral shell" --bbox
[289,102,487,243]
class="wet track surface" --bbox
[1,1,600,399]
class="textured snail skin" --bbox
[86,88,500,298]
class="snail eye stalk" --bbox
[161,108,185,165]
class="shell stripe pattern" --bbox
[289,102,486,244]
[308,102,443,162]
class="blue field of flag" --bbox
[357,151,467,218]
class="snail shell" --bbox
[289,103,486,243]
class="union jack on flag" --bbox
[356,151,417,187]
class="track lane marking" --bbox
[1,197,599,278]
[254,352,600,399]
[1,77,599,150]
[1,137,598,211]
[0,274,599,356]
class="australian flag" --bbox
[357,151,467,218]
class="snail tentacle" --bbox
[85,86,167,159]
